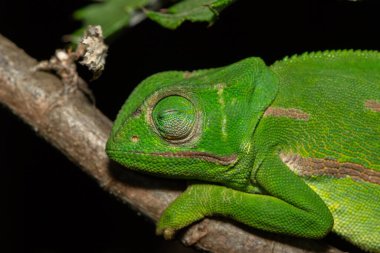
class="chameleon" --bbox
[106,50,380,252]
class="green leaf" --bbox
[73,0,149,40]
[146,0,235,29]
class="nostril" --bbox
[132,108,142,117]
[131,135,139,143]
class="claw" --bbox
[156,227,176,240]
[163,228,176,240]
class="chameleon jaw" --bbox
[136,151,238,166]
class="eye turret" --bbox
[152,95,196,142]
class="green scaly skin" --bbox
[106,51,380,252]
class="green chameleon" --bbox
[106,50,380,252]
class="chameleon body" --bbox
[106,51,380,252]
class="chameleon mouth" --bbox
[147,151,238,166]
[108,149,237,166]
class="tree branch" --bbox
[0,34,343,253]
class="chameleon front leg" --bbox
[157,157,334,239]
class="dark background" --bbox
[1,0,379,252]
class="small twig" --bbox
[33,26,108,105]
[0,34,343,253]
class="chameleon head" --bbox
[106,58,278,183]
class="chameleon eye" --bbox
[152,95,196,142]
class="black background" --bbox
[1,0,379,252]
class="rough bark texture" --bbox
[0,34,343,253]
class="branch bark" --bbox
[0,34,343,253]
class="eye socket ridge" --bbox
[151,94,199,144]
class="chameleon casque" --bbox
[106,51,380,252]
